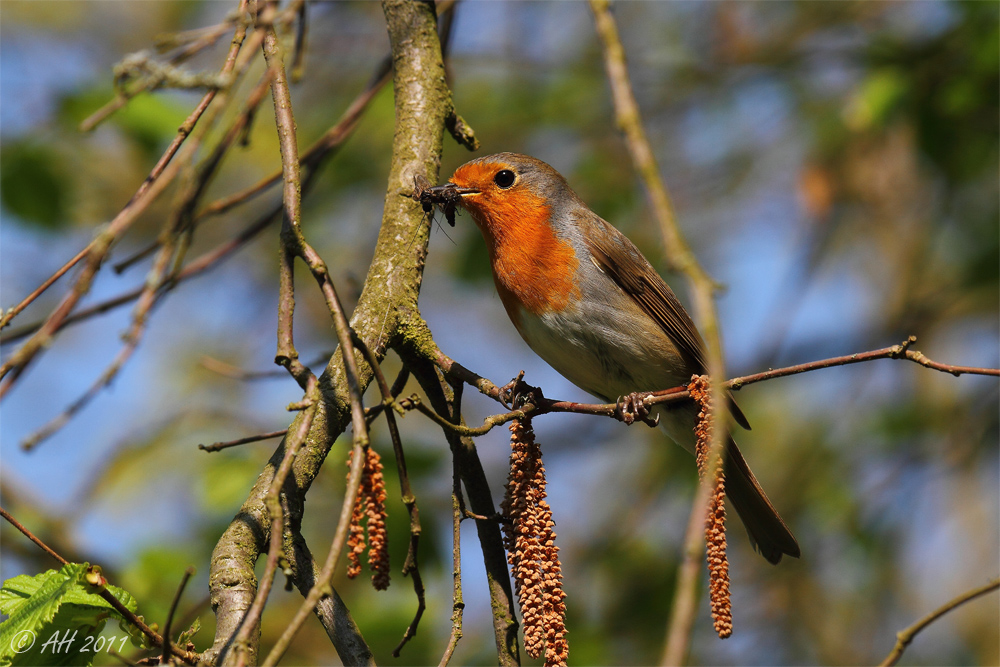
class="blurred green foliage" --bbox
[0,142,70,229]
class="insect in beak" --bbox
[427,184,480,196]
[411,178,479,227]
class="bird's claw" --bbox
[616,392,659,428]
[499,371,543,410]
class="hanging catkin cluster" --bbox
[346,446,391,591]
[689,375,732,639]
[500,417,568,667]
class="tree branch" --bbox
[286,532,375,666]
[205,0,454,662]
[439,455,466,667]
[403,353,522,666]
[879,578,999,666]
[588,3,770,661]
[422,336,1000,437]
[0,1,253,334]
[19,66,278,451]
[0,0,283,396]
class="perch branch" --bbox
[426,336,999,437]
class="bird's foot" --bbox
[499,371,543,410]
[616,391,659,428]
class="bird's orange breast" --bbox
[452,165,580,325]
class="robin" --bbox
[425,152,799,564]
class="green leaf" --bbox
[0,563,144,666]
[174,617,200,649]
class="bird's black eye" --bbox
[493,169,516,189]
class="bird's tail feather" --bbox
[723,436,800,565]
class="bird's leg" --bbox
[499,370,544,409]
[616,391,659,428]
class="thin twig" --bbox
[439,456,465,667]
[200,356,292,381]
[594,4,727,662]
[0,506,68,565]
[19,69,278,452]
[879,578,999,666]
[400,393,529,437]
[161,566,196,666]
[156,18,239,57]
[255,14,374,665]
[728,335,1000,386]
[0,506,198,664]
[199,429,287,452]
[434,349,503,400]
[0,0,260,398]
[365,367,411,426]
[200,351,333,382]
[0,246,88,331]
[349,338,427,657]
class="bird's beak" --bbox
[424,184,479,197]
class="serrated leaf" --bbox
[0,563,144,666]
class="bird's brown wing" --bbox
[583,216,751,430]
